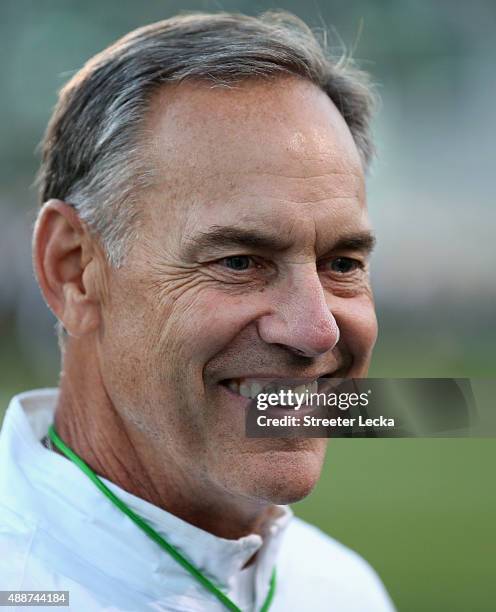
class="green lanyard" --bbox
[48,425,276,612]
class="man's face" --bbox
[98,78,377,504]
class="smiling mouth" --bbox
[221,378,320,400]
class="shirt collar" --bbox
[0,389,292,605]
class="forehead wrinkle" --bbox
[146,159,364,199]
[183,169,365,211]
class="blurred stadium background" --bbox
[1,1,495,610]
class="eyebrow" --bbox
[184,226,291,258]
[183,225,376,259]
[331,232,376,254]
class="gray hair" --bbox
[38,11,377,345]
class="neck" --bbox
[53,343,275,540]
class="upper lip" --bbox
[219,366,349,385]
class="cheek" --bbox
[103,264,268,374]
[160,290,266,362]
[332,295,378,363]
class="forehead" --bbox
[142,77,368,248]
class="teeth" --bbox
[293,384,307,396]
[227,380,239,395]
[225,378,320,400]
[239,382,252,398]
[251,382,263,397]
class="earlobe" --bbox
[33,199,102,338]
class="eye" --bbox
[327,257,362,274]
[220,255,256,271]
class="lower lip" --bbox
[218,382,250,405]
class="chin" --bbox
[229,442,327,505]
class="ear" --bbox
[32,199,105,339]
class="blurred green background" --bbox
[1,1,495,610]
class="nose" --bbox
[257,265,340,357]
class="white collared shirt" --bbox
[0,389,395,611]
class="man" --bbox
[0,11,394,611]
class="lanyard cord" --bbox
[47,425,276,612]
